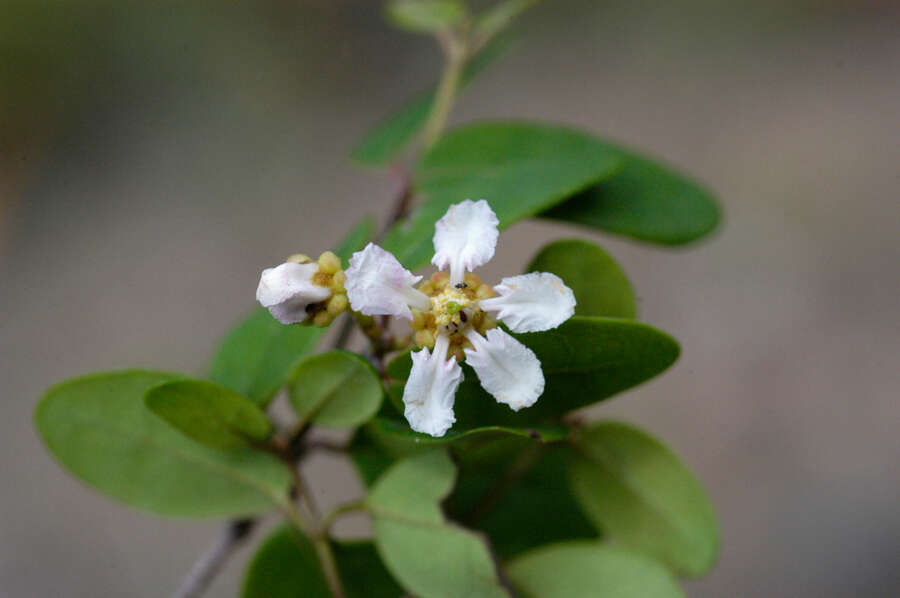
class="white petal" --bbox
[402,335,463,437]
[464,328,544,411]
[256,262,331,324]
[345,243,431,320]
[432,199,499,285]
[478,272,576,333]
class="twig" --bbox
[171,519,256,598]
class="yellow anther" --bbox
[286,253,313,264]
[313,311,332,327]
[318,251,341,275]
[414,329,435,349]
[326,294,348,315]
[411,308,426,330]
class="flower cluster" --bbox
[256,251,348,327]
[345,200,576,437]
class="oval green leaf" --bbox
[368,450,510,598]
[386,0,467,33]
[242,525,402,598]
[288,351,384,428]
[568,421,719,577]
[382,121,623,269]
[526,239,637,319]
[542,145,720,245]
[507,542,686,598]
[145,379,272,450]
[35,371,291,517]
[208,217,374,407]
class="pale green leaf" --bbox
[35,371,291,517]
[507,542,686,598]
[386,0,467,33]
[569,421,719,577]
[367,451,510,598]
[145,379,272,450]
[288,351,383,428]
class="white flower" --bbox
[256,262,331,324]
[345,199,577,437]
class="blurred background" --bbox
[2,1,899,596]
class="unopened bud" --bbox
[326,294,348,315]
[286,253,313,264]
[318,251,341,275]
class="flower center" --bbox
[431,287,474,332]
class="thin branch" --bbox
[171,519,256,598]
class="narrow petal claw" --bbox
[345,243,431,319]
[402,335,463,437]
[256,262,331,324]
[432,199,499,285]
[478,272,576,333]
[464,328,545,411]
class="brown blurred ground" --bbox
[2,1,899,596]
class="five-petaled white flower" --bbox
[345,200,576,437]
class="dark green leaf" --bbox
[382,121,623,269]
[242,526,402,598]
[542,145,720,245]
[349,430,398,488]
[526,239,636,319]
[368,451,510,598]
[364,416,568,457]
[208,218,373,406]
[507,542,686,598]
[569,421,719,577]
[288,351,383,428]
[386,0,467,33]
[145,379,272,449]
[352,38,509,166]
[35,371,291,517]
[387,316,679,426]
[447,448,599,559]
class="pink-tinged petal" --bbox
[464,328,544,411]
[256,262,331,324]
[431,199,499,285]
[402,335,463,437]
[345,243,431,319]
[479,272,576,333]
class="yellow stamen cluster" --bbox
[410,271,498,360]
[286,251,347,327]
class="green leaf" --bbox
[387,316,680,426]
[208,218,374,407]
[242,526,329,598]
[447,448,599,559]
[367,451,510,598]
[209,308,324,407]
[35,371,291,517]
[352,38,509,166]
[568,421,719,577]
[542,145,720,245]
[349,430,398,488]
[364,416,568,457]
[507,542,686,598]
[144,379,272,450]
[288,351,384,428]
[382,121,623,269]
[386,0,467,33]
[242,526,402,598]
[526,239,637,319]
